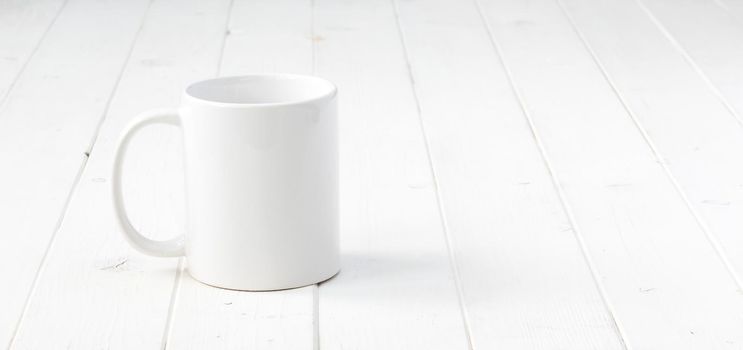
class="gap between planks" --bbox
[6,147,88,350]
[0,0,70,108]
[390,0,476,348]
[161,258,184,349]
[632,0,743,127]
[557,0,743,291]
[470,0,631,347]
[161,0,236,347]
[6,1,157,347]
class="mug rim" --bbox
[183,74,337,108]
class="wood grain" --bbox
[9,0,231,348]
[562,0,743,314]
[314,0,469,348]
[394,0,625,348]
[0,0,152,347]
[638,0,743,121]
[0,0,66,102]
[475,0,743,348]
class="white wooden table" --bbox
[2,0,743,348]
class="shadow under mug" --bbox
[112,74,340,291]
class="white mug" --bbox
[112,74,339,291]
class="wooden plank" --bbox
[219,0,313,75]
[637,0,743,120]
[716,0,743,20]
[163,0,317,348]
[394,0,626,349]
[168,284,314,349]
[313,0,470,348]
[562,0,743,315]
[473,0,743,348]
[0,0,152,347]
[8,0,233,348]
[0,0,66,101]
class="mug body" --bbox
[179,75,339,290]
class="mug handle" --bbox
[111,109,185,257]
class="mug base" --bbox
[186,267,341,292]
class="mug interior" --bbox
[185,74,336,105]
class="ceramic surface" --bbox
[112,74,339,291]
